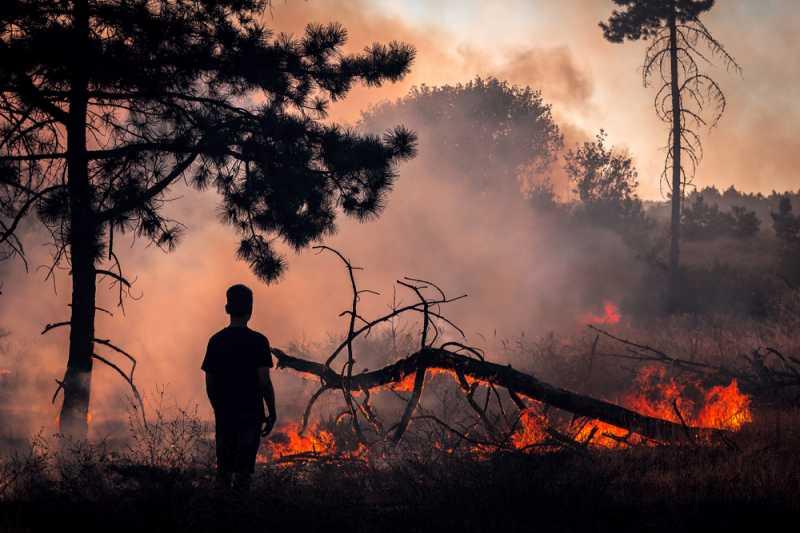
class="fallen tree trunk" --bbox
[269,249,730,446]
[272,346,729,443]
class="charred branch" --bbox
[313,245,368,442]
[392,366,427,443]
[41,321,70,335]
[272,346,728,443]
[90,353,146,426]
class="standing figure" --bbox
[202,284,277,491]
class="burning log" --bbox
[271,346,729,443]
[270,246,734,451]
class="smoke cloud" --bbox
[1,0,796,439]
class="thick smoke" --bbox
[3,0,794,440]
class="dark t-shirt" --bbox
[201,326,273,418]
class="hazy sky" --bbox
[268,0,799,199]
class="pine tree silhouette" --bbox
[0,0,417,437]
[601,0,739,309]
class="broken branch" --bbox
[273,346,729,443]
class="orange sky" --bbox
[267,0,800,198]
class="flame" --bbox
[510,407,548,449]
[258,422,369,463]
[260,422,336,461]
[622,366,683,420]
[575,366,752,448]
[391,372,417,392]
[574,421,644,448]
[581,300,621,325]
[695,380,752,430]
[390,368,479,392]
[621,366,751,431]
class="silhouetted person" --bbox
[202,284,277,491]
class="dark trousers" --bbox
[213,411,262,475]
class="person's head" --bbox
[225,284,253,323]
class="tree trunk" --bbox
[668,9,683,311]
[58,0,96,439]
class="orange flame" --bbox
[575,366,752,448]
[391,372,417,392]
[621,366,751,431]
[510,407,548,449]
[260,422,336,462]
[574,421,640,448]
[581,301,621,325]
[390,368,479,392]
[695,380,752,430]
[258,422,369,463]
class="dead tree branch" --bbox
[392,366,427,443]
[91,353,146,426]
[272,346,728,443]
[41,321,70,335]
[313,245,367,442]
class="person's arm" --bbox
[205,372,221,411]
[202,338,221,411]
[257,367,277,436]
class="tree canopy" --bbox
[564,130,648,236]
[772,197,800,245]
[601,0,715,42]
[0,0,417,281]
[360,77,562,195]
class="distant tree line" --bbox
[650,185,800,245]
[681,196,760,241]
[532,132,799,315]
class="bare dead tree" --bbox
[601,1,741,308]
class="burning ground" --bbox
[259,363,751,462]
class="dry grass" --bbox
[0,400,798,532]
[2,315,800,532]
